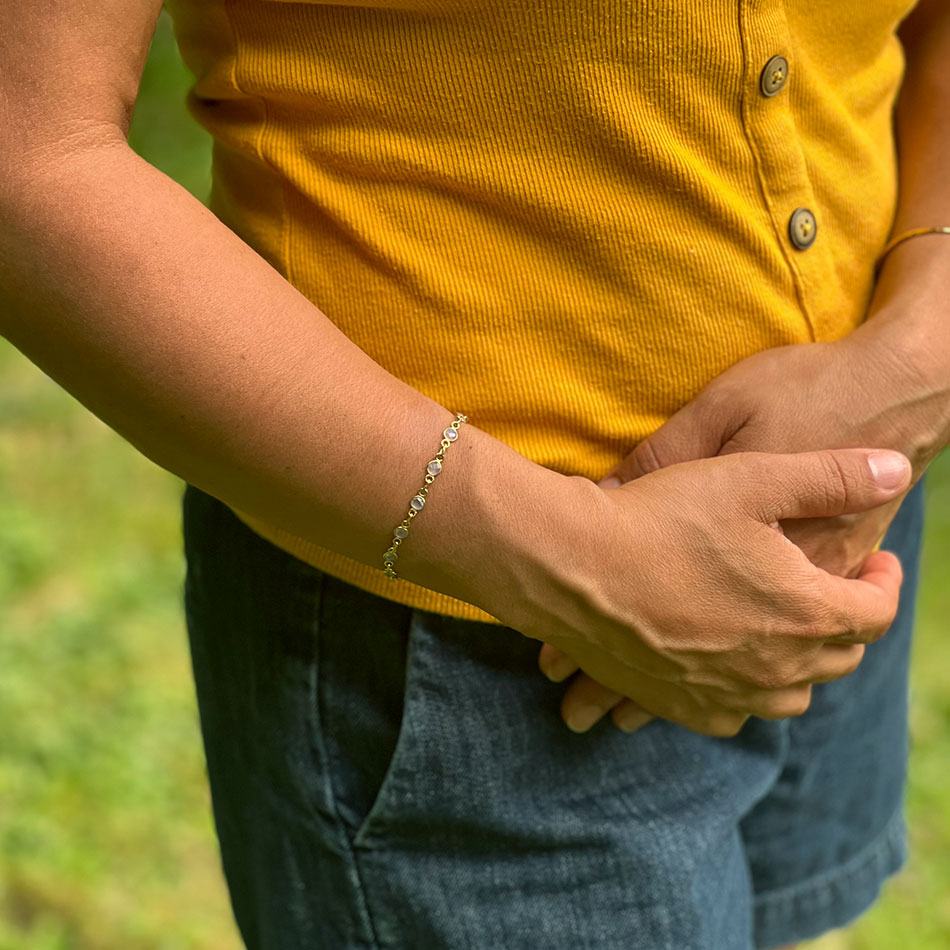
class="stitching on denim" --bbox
[752,802,905,912]
[350,611,422,852]
[308,570,384,950]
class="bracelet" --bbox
[874,226,950,276]
[382,412,468,580]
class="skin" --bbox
[511,445,911,737]
[544,6,948,941]
[539,0,950,737]
[0,5,942,947]
[0,1,925,731]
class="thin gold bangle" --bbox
[875,226,950,276]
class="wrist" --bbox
[849,234,950,460]
[396,421,576,623]
[845,319,950,468]
[866,229,950,377]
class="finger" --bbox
[747,685,814,720]
[730,448,911,523]
[690,711,750,738]
[811,642,865,679]
[689,643,861,716]
[613,393,734,483]
[538,642,581,682]
[611,700,655,733]
[606,680,747,738]
[560,674,626,733]
[812,548,903,645]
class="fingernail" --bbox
[600,476,622,490]
[868,451,909,490]
[617,709,653,733]
[543,656,578,683]
[566,705,602,733]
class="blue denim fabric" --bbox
[181,477,925,950]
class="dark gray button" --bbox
[789,207,817,249]
[760,55,789,97]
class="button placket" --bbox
[738,0,835,340]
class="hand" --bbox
[484,444,910,737]
[541,331,944,734]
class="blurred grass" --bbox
[1,6,948,948]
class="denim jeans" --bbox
[181,476,924,950]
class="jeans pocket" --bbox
[182,483,350,825]
[314,574,430,851]
[183,481,438,851]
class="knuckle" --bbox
[749,663,796,691]
[836,628,875,647]
[633,436,664,475]
[815,451,852,515]
[690,711,747,737]
[866,619,892,644]
[834,608,890,645]
[794,576,843,637]
[702,385,740,415]
[708,713,747,738]
[807,570,898,646]
[806,643,866,685]
[836,644,866,676]
[666,697,695,727]
[818,452,848,514]
[761,688,812,720]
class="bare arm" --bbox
[537,0,950,731]
[866,0,950,383]
[0,1,915,738]
[0,0,559,612]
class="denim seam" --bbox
[350,609,424,851]
[308,570,384,950]
[752,802,905,940]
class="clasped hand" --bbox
[535,330,943,736]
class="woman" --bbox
[1,0,947,946]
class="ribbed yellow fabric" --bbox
[164,0,916,625]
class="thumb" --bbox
[819,548,904,644]
[600,392,734,488]
[734,448,911,523]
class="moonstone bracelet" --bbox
[382,412,468,580]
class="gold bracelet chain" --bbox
[875,226,950,276]
[382,412,468,580]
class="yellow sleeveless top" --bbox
[163,0,916,624]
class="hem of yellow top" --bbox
[228,505,508,626]
[227,507,886,630]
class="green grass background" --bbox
[1,8,947,947]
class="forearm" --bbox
[859,1,950,387]
[0,142,560,611]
